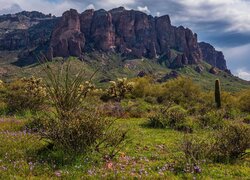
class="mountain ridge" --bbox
[0,7,228,72]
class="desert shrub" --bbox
[221,92,238,109]
[38,60,127,155]
[238,89,250,112]
[101,78,134,102]
[147,105,192,132]
[131,77,163,98]
[181,134,213,165]
[5,77,46,112]
[0,80,3,87]
[147,107,168,128]
[0,80,7,114]
[122,100,152,118]
[144,96,158,104]
[199,110,224,129]
[98,102,125,118]
[167,105,188,129]
[243,115,250,124]
[161,77,202,107]
[212,123,250,163]
[37,108,122,154]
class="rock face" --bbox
[0,11,57,51]
[199,42,227,70]
[0,8,229,71]
[50,8,202,66]
[50,9,84,57]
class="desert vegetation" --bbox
[0,59,249,179]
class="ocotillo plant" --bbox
[215,79,221,108]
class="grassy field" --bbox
[0,117,249,179]
[0,52,249,91]
[0,54,250,179]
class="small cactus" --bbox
[215,79,221,108]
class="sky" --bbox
[0,0,250,80]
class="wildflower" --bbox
[106,162,113,170]
[194,164,202,173]
[55,170,62,177]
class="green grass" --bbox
[177,63,250,92]
[1,52,249,92]
[0,117,249,179]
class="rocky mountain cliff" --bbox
[199,42,227,70]
[0,8,228,71]
[49,8,202,67]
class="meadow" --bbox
[0,59,250,179]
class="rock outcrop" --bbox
[0,8,229,71]
[0,11,57,51]
[50,8,202,66]
[199,42,227,70]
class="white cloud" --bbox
[0,3,22,14]
[174,0,250,33]
[137,6,150,14]
[219,43,250,80]
[156,12,160,17]
[236,69,250,81]
[86,4,95,10]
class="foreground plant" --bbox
[36,60,127,155]
[101,78,134,102]
[215,79,221,108]
[6,77,46,112]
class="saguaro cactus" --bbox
[215,79,221,108]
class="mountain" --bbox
[0,7,228,72]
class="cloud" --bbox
[220,43,250,79]
[137,6,150,14]
[0,0,249,78]
[0,4,22,14]
[236,69,250,81]
[86,4,95,10]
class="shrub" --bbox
[167,105,188,129]
[131,77,163,98]
[243,115,250,124]
[101,78,134,102]
[38,60,127,155]
[0,80,3,87]
[181,134,212,167]
[6,77,46,112]
[0,80,7,114]
[199,110,224,129]
[212,123,250,162]
[238,89,250,112]
[148,107,168,128]
[98,102,125,118]
[147,105,192,132]
[161,77,202,107]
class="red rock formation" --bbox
[199,42,227,70]
[50,7,203,66]
[50,9,84,57]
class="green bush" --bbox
[147,105,192,132]
[167,105,188,129]
[101,78,134,102]
[238,89,250,112]
[148,108,168,128]
[212,123,250,163]
[131,77,163,98]
[5,77,46,112]
[161,77,202,107]
[243,115,250,124]
[37,60,127,155]
[181,134,212,165]
[199,110,224,129]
